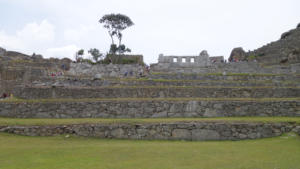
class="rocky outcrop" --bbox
[0,122,298,141]
[247,24,300,65]
[200,50,209,57]
[229,47,247,62]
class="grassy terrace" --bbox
[26,85,300,89]
[150,72,300,76]
[0,117,300,126]
[0,133,300,169]
[119,78,299,84]
[55,76,300,86]
[0,97,299,103]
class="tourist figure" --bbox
[138,68,143,77]
[2,93,7,99]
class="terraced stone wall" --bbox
[151,62,300,74]
[1,122,299,141]
[0,100,299,118]
[25,75,300,88]
[10,86,300,99]
[67,63,144,78]
[149,73,300,81]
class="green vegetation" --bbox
[0,117,300,126]
[0,133,299,169]
[248,55,257,60]
[99,13,134,54]
[1,97,299,103]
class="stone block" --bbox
[191,129,220,141]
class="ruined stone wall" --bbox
[1,122,299,141]
[0,100,299,118]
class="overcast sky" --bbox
[0,0,299,64]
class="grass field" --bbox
[0,133,299,169]
[0,117,300,126]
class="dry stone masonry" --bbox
[1,24,300,141]
[0,100,299,118]
[1,122,299,141]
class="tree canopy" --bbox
[99,13,134,54]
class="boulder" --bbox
[199,50,209,57]
[192,129,220,141]
[94,74,102,79]
[229,47,247,62]
[281,31,292,39]
[31,54,43,60]
[171,129,191,140]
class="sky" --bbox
[0,0,299,64]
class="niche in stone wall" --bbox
[173,57,178,63]
[191,58,195,63]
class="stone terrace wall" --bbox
[1,122,299,141]
[151,62,300,74]
[26,76,300,88]
[149,73,300,81]
[0,100,299,118]
[10,87,300,99]
[67,63,144,78]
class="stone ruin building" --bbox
[0,23,300,141]
[155,50,224,68]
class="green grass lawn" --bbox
[0,133,299,169]
[0,117,300,126]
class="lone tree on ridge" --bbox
[99,13,134,54]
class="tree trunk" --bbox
[109,32,114,45]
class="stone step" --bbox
[1,121,299,141]
[0,98,299,118]
[12,86,300,99]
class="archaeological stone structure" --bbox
[0,23,300,141]
[1,122,300,141]
[151,50,225,72]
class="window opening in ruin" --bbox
[182,58,186,63]
[191,58,195,63]
[173,57,178,62]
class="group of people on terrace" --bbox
[0,93,13,100]
[123,65,150,78]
